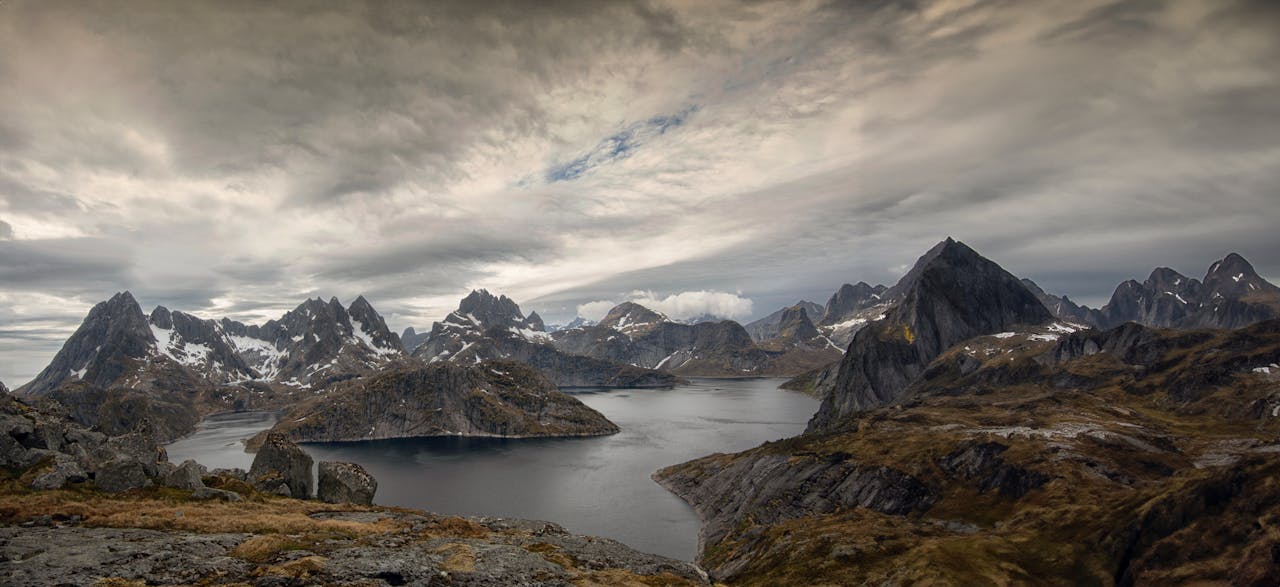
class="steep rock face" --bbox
[22,292,156,396]
[775,305,820,341]
[745,301,824,342]
[265,361,620,442]
[400,327,430,353]
[809,239,1053,432]
[819,282,887,326]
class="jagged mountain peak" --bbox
[776,305,820,341]
[456,289,528,329]
[1203,252,1278,298]
[810,239,1052,431]
[21,291,155,396]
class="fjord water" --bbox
[169,378,818,560]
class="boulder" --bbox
[249,432,313,499]
[95,458,149,493]
[31,454,88,490]
[191,486,243,502]
[164,459,207,490]
[317,461,378,505]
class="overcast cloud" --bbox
[2,0,1278,385]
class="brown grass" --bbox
[571,569,704,586]
[433,542,478,573]
[524,541,582,570]
[0,487,397,537]
[421,515,490,539]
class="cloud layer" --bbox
[1,0,1278,384]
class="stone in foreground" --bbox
[318,461,378,505]
[248,432,313,499]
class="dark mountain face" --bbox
[745,301,824,342]
[1090,253,1280,330]
[347,295,403,351]
[775,305,820,341]
[808,238,1053,432]
[1203,253,1278,299]
[400,327,430,353]
[22,292,156,396]
[819,282,887,326]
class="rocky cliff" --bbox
[656,318,1280,585]
[808,238,1053,432]
[264,361,620,442]
[744,300,824,342]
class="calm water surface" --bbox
[168,378,817,560]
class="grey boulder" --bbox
[317,461,378,505]
[248,432,313,499]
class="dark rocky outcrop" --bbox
[317,461,378,505]
[809,238,1053,432]
[400,326,430,353]
[265,361,620,443]
[21,292,155,397]
[249,432,313,499]
[745,300,824,342]
[818,282,887,327]
[655,450,933,580]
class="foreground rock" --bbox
[0,507,707,586]
[318,461,378,505]
[249,432,313,498]
[263,361,620,443]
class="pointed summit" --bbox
[22,291,155,395]
[776,305,820,341]
[809,239,1052,432]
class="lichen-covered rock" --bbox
[95,458,150,493]
[164,459,207,490]
[31,454,88,490]
[317,461,377,505]
[249,432,313,499]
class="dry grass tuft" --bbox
[255,555,327,579]
[524,541,582,570]
[422,516,490,539]
[231,534,309,563]
[433,542,478,573]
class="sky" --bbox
[1,0,1278,386]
